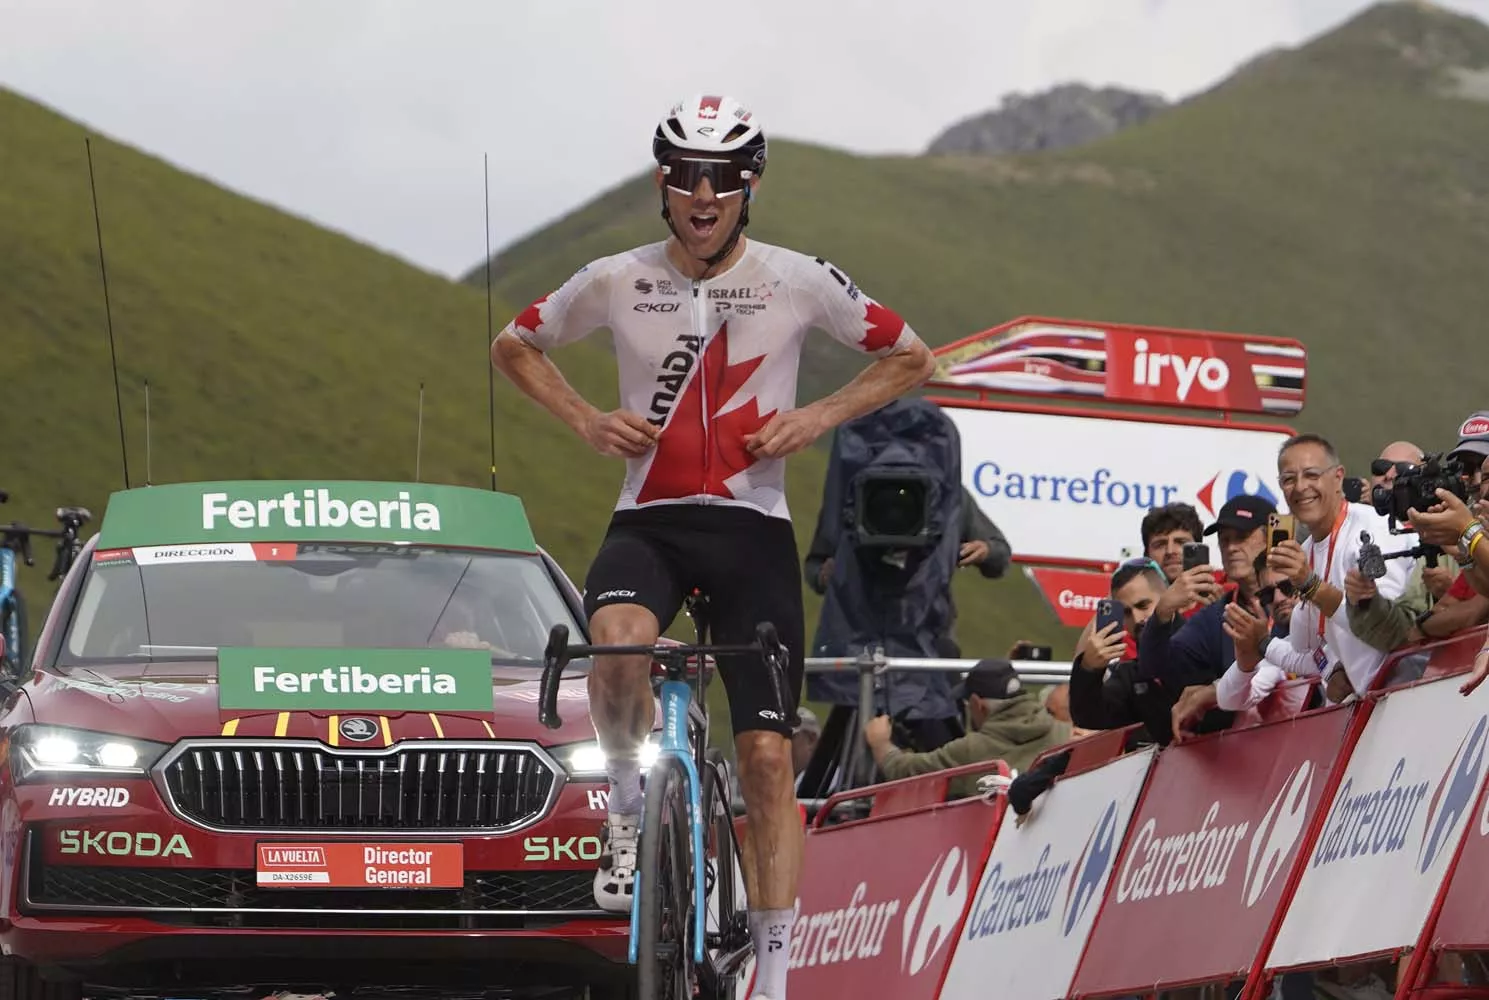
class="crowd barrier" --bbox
[780,625,1489,1000]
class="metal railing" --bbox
[789,650,1072,814]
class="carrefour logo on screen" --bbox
[1197,470,1280,520]
[962,801,1119,940]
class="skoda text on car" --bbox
[0,479,684,1000]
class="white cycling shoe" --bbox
[593,812,640,913]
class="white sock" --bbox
[749,908,793,998]
[606,755,642,817]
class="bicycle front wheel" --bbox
[637,755,695,1000]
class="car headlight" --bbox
[557,738,661,778]
[10,725,170,782]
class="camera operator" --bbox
[1344,431,1489,657]
[803,398,993,757]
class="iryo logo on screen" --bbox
[1195,470,1280,522]
[1418,715,1488,873]
[963,800,1118,940]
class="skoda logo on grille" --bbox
[339,717,379,743]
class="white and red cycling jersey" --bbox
[506,239,924,522]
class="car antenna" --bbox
[85,136,131,490]
[415,380,426,483]
[144,377,152,486]
[484,152,498,492]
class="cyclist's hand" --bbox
[585,409,658,458]
[746,408,826,459]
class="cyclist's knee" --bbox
[735,731,793,794]
[590,603,659,648]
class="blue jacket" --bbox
[1140,594,1290,693]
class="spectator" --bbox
[1068,558,1189,744]
[1139,495,1293,737]
[1197,433,1413,716]
[1345,451,1489,656]
[1141,503,1206,583]
[791,707,820,782]
[863,659,1072,799]
[1371,441,1424,491]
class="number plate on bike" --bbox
[255,842,463,888]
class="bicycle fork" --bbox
[629,678,708,968]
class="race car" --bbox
[0,479,747,1000]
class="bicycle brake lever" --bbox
[538,624,570,730]
[20,535,34,568]
[47,539,67,582]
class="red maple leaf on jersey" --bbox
[862,300,907,353]
[637,323,776,503]
[514,294,550,334]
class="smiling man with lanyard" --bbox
[1208,433,1414,714]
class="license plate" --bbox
[255,842,463,888]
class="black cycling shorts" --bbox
[582,504,804,738]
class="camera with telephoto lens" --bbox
[851,470,937,549]
[1370,452,1472,531]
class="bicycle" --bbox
[0,491,91,674]
[537,593,791,1000]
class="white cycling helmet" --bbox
[652,94,768,174]
[651,94,768,271]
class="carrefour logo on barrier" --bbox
[1243,761,1313,908]
[964,801,1117,940]
[1420,715,1488,873]
[900,848,969,976]
[970,462,1279,518]
[1311,715,1486,873]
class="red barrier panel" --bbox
[784,767,1006,1000]
[1263,675,1489,975]
[937,746,1157,1000]
[1070,703,1358,997]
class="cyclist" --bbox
[491,94,934,1000]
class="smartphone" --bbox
[1011,642,1053,661]
[1095,598,1125,636]
[1268,512,1296,550]
[1182,542,1210,572]
[1342,476,1368,505]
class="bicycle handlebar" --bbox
[537,621,790,731]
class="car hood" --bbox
[25,659,601,747]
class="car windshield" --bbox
[56,542,585,665]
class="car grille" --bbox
[160,741,560,832]
[25,861,603,929]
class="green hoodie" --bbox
[879,693,1074,800]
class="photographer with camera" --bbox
[803,398,997,767]
[1343,425,1489,658]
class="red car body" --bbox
[0,481,666,1000]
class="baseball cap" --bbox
[952,659,1022,701]
[1202,494,1277,536]
[1449,412,1489,464]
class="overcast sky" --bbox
[4,0,1489,278]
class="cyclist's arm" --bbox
[490,263,614,437]
[793,258,935,429]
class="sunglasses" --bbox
[661,156,754,197]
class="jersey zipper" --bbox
[692,278,711,503]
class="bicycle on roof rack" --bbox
[0,490,91,674]
[537,591,792,1000]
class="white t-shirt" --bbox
[506,240,923,522]
[1216,502,1414,708]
